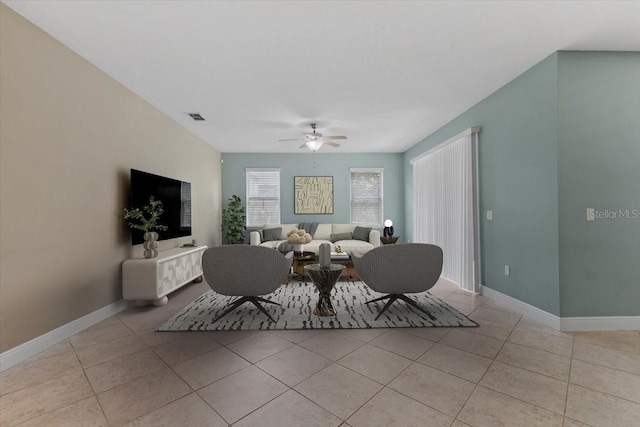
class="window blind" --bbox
[350,168,383,225]
[246,169,280,226]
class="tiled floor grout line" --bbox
[89,340,183,426]
[246,351,347,422]
[119,331,233,425]
[489,357,569,383]
[381,386,456,424]
[358,363,457,424]
[473,385,569,418]
[25,341,111,426]
[343,326,467,424]
[105,320,637,426]
[212,381,290,426]
[487,332,575,379]
[74,344,111,426]
[566,379,640,407]
[572,344,640,375]
[191,392,229,427]
[232,388,337,427]
[460,362,574,422]
[495,330,573,356]
[36,356,100,426]
[563,337,577,424]
[329,343,432,422]
[235,328,444,424]
[0,349,72,397]
[451,312,524,423]
[155,297,474,425]
[5,283,638,427]
[573,335,640,356]
[92,315,223,425]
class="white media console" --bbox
[122,246,207,306]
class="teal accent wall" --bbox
[404,51,640,318]
[557,51,640,317]
[221,153,405,238]
[403,53,561,315]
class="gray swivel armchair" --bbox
[202,245,293,323]
[352,243,443,320]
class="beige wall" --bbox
[0,4,222,352]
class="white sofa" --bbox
[249,223,381,256]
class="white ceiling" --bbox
[4,1,640,153]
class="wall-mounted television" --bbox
[129,169,192,245]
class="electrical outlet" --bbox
[504,265,510,276]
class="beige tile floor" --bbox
[1,279,639,427]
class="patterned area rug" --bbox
[158,280,477,331]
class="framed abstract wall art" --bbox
[294,176,334,214]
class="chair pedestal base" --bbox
[366,294,436,321]
[213,296,281,323]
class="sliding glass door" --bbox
[412,128,479,292]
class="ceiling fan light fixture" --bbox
[279,123,346,151]
[306,140,323,151]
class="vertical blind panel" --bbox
[351,171,383,224]
[246,170,280,226]
[413,134,475,291]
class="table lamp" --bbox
[383,219,394,237]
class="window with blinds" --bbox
[350,168,383,225]
[246,168,281,226]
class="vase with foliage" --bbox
[123,195,168,258]
[222,194,246,244]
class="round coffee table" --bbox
[304,264,346,316]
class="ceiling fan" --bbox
[278,123,347,151]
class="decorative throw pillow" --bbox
[262,227,282,242]
[352,226,372,242]
[298,222,318,238]
[330,232,352,242]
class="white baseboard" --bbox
[479,285,561,330]
[479,285,640,332]
[0,299,131,372]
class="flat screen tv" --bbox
[129,169,192,245]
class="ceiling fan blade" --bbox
[322,135,347,140]
[299,143,308,149]
[279,138,305,142]
[323,141,341,147]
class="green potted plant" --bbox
[222,194,246,244]
[123,195,168,258]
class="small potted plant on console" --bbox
[123,195,168,258]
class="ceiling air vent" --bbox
[187,113,205,121]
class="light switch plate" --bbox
[504,265,510,276]
[487,210,494,221]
